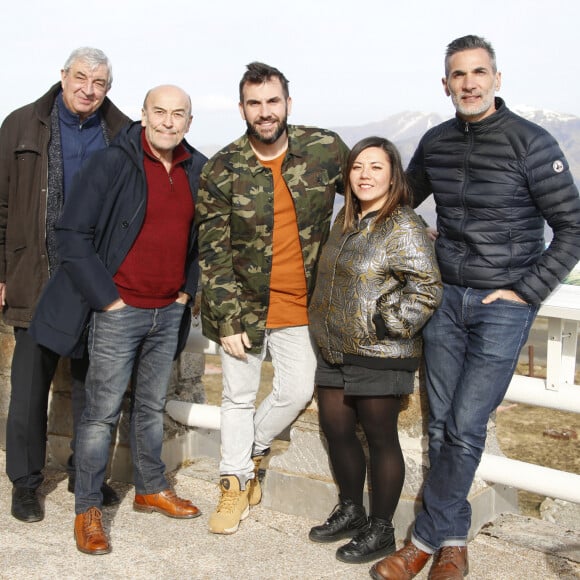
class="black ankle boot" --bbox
[309,499,367,543]
[336,516,395,563]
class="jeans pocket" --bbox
[496,297,529,307]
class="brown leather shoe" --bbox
[428,546,468,579]
[370,541,431,579]
[74,507,111,555]
[133,488,201,519]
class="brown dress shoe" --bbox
[370,541,431,580]
[74,507,111,555]
[428,546,468,579]
[133,488,201,519]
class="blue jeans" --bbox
[413,284,538,552]
[74,302,185,514]
[219,325,316,483]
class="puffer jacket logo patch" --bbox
[553,159,564,173]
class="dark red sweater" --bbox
[113,130,194,308]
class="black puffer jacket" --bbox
[408,98,580,305]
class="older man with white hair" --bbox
[0,47,130,523]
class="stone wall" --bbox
[0,319,207,481]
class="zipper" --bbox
[458,122,473,283]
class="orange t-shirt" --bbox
[260,152,309,328]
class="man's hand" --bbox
[426,227,439,242]
[220,332,252,360]
[192,293,201,317]
[482,289,527,305]
[103,298,126,311]
[175,292,190,305]
[0,282,5,307]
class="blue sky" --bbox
[2,0,579,148]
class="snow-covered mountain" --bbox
[332,107,580,185]
[333,112,444,168]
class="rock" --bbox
[540,498,580,531]
[542,427,578,440]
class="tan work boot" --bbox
[208,475,249,534]
[74,507,111,555]
[247,455,264,506]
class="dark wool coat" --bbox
[0,82,130,327]
[29,122,207,357]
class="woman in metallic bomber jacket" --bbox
[307,137,442,564]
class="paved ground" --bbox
[1,450,579,580]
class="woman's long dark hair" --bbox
[342,136,411,233]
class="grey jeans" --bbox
[219,325,317,482]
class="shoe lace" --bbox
[349,521,372,545]
[216,488,243,514]
[401,542,423,565]
[349,519,392,546]
[162,489,191,508]
[324,503,353,527]
[83,508,105,540]
[436,547,464,567]
[325,503,342,521]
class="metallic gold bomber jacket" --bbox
[196,125,349,352]
[309,205,442,365]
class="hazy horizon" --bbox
[2,0,580,149]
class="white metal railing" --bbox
[176,283,580,504]
[478,282,580,503]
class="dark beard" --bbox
[246,118,288,145]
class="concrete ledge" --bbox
[47,427,221,483]
[260,416,518,541]
[262,454,518,541]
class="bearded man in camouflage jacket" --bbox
[196,62,349,535]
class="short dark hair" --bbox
[445,35,497,76]
[342,136,411,233]
[239,62,290,102]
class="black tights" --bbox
[317,386,405,521]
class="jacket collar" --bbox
[33,82,63,121]
[453,97,509,133]
[231,124,305,175]
[33,81,123,129]
[117,121,200,167]
[56,91,102,128]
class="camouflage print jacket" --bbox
[196,125,349,352]
[309,205,442,366]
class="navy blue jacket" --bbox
[409,98,580,305]
[29,122,207,357]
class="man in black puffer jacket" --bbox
[371,35,580,580]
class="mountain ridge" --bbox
[332,107,580,184]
